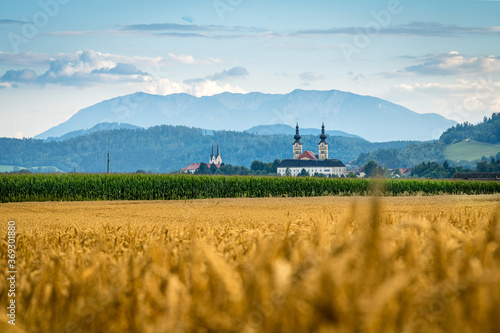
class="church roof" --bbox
[298,151,317,160]
[181,163,221,171]
[181,163,203,171]
[277,159,345,168]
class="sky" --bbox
[0,0,499,138]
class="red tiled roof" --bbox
[181,163,221,171]
[183,163,202,171]
[298,151,317,160]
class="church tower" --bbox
[318,121,328,160]
[210,141,222,164]
[215,142,222,164]
[293,123,303,159]
[210,142,215,163]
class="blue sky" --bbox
[1,0,499,138]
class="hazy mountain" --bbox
[246,124,362,139]
[45,122,143,141]
[34,89,457,142]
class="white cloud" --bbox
[207,66,249,81]
[1,69,37,82]
[299,71,325,81]
[394,79,499,96]
[187,80,246,96]
[168,53,222,65]
[44,21,500,41]
[0,50,225,88]
[0,50,158,68]
[0,49,220,70]
[92,63,148,76]
[140,76,245,97]
[392,52,500,76]
[392,77,500,123]
[0,50,148,86]
[163,66,249,96]
[296,22,500,38]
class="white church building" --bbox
[277,123,346,177]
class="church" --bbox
[180,142,222,174]
[277,123,346,177]
[210,141,222,165]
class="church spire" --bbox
[293,122,303,159]
[210,141,222,165]
[294,122,302,144]
[318,121,328,160]
[319,121,327,144]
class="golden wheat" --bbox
[1,195,499,332]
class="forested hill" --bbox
[355,113,500,168]
[439,113,500,144]
[0,125,416,173]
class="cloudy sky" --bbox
[1,0,499,138]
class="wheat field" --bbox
[1,195,500,333]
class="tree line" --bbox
[439,113,500,145]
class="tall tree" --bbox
[209,163,218,174]
[363,160,379,177]
[196,163,210,175]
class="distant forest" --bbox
[440,113,500,144]
[355,113,500,169]
[355,141,447,169]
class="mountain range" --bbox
[34,89,457,142]
[45,122,143,142]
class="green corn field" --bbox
[1,174,499,203]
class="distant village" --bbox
[180,123,414,178]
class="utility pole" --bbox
[107,151,110,174]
